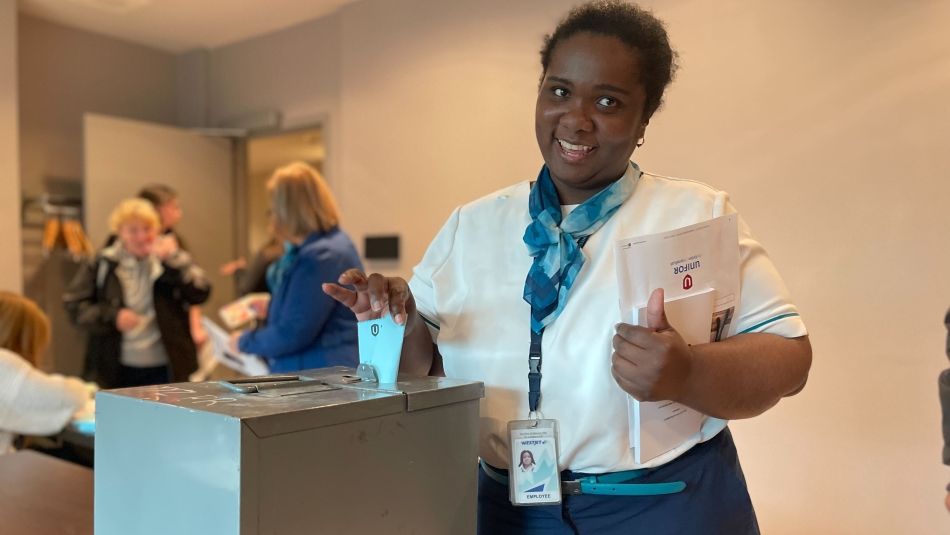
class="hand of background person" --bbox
[228,331,244,355]
[191,323,208,347]
[219,257,247,276]
[611,288,693,402]
[247,296,269,320]
[322,269,416,325]
[115,308,142,332]
[152,234,180,260]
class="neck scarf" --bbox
[522,163,639,333]
[266,240,301,294]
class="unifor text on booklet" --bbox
[614,214,739,464]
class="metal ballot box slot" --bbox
[95,367,484,535]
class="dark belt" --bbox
[479,459,686,496]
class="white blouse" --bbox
[409,164,807,473]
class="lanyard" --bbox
[527,234,590,414]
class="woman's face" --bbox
[521,451,534,466]
[158,198,182,230]
[535,32,649,204]
[118,219,158,259]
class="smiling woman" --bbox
[323,2,812,533]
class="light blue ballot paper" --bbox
[357,313,406,384]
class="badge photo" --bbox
[508,419,562,506]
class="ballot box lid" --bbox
[97,366,484,437]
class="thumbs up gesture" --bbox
[611,288,694,402]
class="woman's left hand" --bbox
[611,288,693,402]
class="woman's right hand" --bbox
[322,269,416,326]
[115,308,142,332]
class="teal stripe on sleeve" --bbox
[737,312,801,335]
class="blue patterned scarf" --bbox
[266,241,300,294]
[522,163,639,333]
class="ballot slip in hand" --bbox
[357,313,406,384]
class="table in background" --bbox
[0,450,93,534]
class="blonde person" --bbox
[231,162,362,372]
[65,199,211,388]
[0,292,89,455]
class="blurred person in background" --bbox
[219,223,284,297]
[65,199,211,388]
[231,162,361,372]
[0,292,89,455]
[138,184,209,349]
[941,308,950,511]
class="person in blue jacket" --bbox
[233,162,362,372]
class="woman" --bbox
[0,292,89,455]
[234,162,362,372]
[325,2,812,533]
[518,450,537,473]
[138,184,208,348]
[65,199,211,388]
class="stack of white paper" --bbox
[615,215,740,464]
[202,317,270,377]
[629,288,714,464]
[219,292,270,329]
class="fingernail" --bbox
[394,313,404,325]
[371,298,382,312]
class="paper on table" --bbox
[202,317,269,377]
[70,399,96,435]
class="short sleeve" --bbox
[408,207,461,341]
[717,198,808,338]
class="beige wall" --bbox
[0,0,22,292]
[338,0,557,275]
[17,14,178,199]
[92,0,947,531]
[208,13,341,184]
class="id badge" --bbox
[507,419,562,506]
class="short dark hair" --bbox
[540,1,678,118]
[138,184,178,208]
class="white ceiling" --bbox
[18,0,362,53]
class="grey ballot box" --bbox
[95,367,484,535]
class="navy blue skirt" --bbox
[477,428,759,535]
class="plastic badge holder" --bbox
[357,312,406,384]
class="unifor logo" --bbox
[371,324,380,336]
[682,274,693,290]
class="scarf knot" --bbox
[522,163,639,333]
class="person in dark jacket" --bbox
[64,199,210,388]
[232,162,362,372]
[138,183,209,349]
[941,308,950,511]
